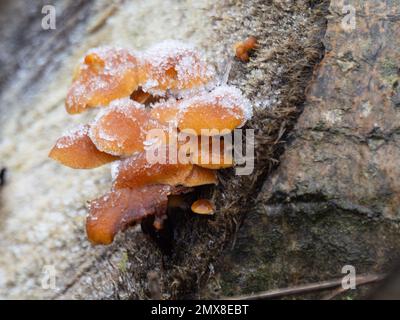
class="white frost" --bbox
[56,125,88,149]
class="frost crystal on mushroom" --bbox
[142,40,215,96]
[49,41,253,245]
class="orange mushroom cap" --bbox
[178,86,252,135]
[89,98,153,156]
[66,47,147,114]
[49,125,118,169]
[191,199,215,215]
[142,40,215,96]
[235,36,258,62]
[112,148,218,190]
[112,149,194,189]
[87,185,172,245]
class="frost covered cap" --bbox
[65,41,216,114]
[49,124,117,169]
[142,40,215,96]
[89,98,150,157]
[177,85,253,135]
[66,47,146,114]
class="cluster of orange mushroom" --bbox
[49,40,252,245]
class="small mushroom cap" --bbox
[191,199,215,215]
[66,47,147,114]
[235,36,258,62]
[178,86,252,135]
[89,98,152,156]
[49,125,118,169]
